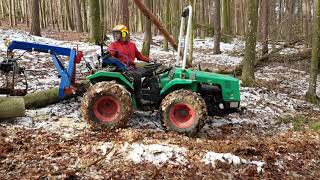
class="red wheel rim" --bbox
[93,96,120,122]
[169,103,196,129]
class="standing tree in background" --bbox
[65,0,74,31]
[261,0,269,57]
[213,0,221,54]
[241,0,258,87]
[82,0,88,32]
[306,0,320,104]
[221,0,231,34]
[141,0,152,56]
[89,0,101,44]
[75,0,83,32]
[303,0,311,47]
[99,0,104,33]
[121,0,129,29]
[172,0,180,41]
[30,0,41,36]
[162,0,170,51]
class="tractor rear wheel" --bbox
[81,81,133,130]
[160,89,207,136]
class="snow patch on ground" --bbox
[95,142,188,166]
[124,143,188,166]
[202,151,265,173]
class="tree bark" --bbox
[241,0,258,87]
[99,0,104,33]
[82,0,88,32]
[89,0,101,44]
[303,0,311,47]
[141,0,152,56]
[0,97,25,120]
[75,0,83,32]
[261,0,269,57]
[121,0,129,29]
[162,0,170,51]
[213,0,221,54]
[221,0,231,34]
[306,0,320,104]
[30,0,41,36]
[65,0,74,31]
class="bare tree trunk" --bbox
[89,0,101,44]
[141,0,152,56]
[241,0,258,87]
[50,0,55,29]
[99,0,104,33]
[221,0,231,34]
[0,0,4,19]
[75,0,83,32]
[213,0,221,54]
[25,0,29,27]
[172,0,180,41]
[303,0,311,47]
[285,0,294,41]
[9,0,13,26]
[121,0,129,29]
[65,0,74,30]
[82,0,88,32]
[261,0,269,57]
[200,0,205,38]
[12,0,16,26]
[306,0,320,104]
[30,0,41,36]
[163,0,170,51]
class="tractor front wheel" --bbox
[81,81,133,130]
[160,90,207,136]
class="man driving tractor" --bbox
[107,24,150,68]
[106,24,152,106]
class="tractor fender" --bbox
[86,71,134,91]
[160,78,197,96]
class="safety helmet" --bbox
[112,24,129,41]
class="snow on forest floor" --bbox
[0,29,320,179]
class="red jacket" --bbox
[107,41,150,67]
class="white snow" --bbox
[202,151,265,173]
[124,143,188,166]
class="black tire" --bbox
[81,81,133,130]
[160,89,207,136]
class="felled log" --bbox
[24,80,90,109]
[0,97,25,120]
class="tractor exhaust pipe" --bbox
[175,15,185,66]
[182,6,192,70]
[175,6,192,70]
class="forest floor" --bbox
[0,26,320,179]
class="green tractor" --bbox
[81,6,240,136]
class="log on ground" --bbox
[0,97,25,120]
[24,80,91,109]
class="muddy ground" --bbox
[0,27,319,179]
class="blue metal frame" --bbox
[102,57,127,71]
[7,40,78,98]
